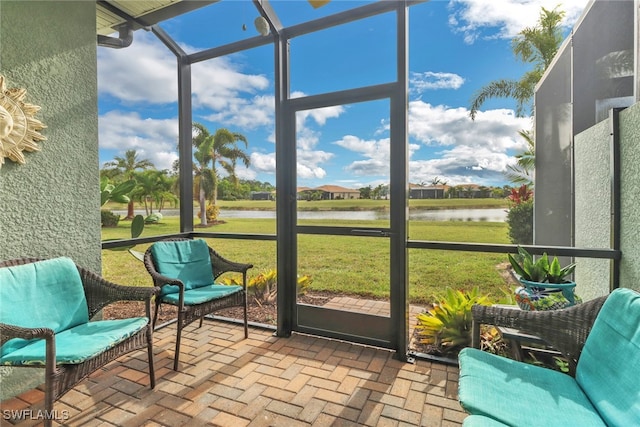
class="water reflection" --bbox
[112,208,507,222]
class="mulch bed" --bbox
[102,292,333,325]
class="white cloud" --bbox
[406,100,530,185]
[192,59,269,115]
[203,94,274,130]
[334,135,390,177]
[250,152,276,174]
[410,71,465,93]
[448,0,589,44]
[297,149,334,179]
[99,111,178,171]
[98,32,177,103]
[409,101,530,150]
[98,31,272,132]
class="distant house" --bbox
[251,191,274,201]
[451,184,491,198]
[315,185,360,200]
[409,183,447,199]
[296,185,360,200]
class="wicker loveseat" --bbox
[0,257,159,427]
[458,287,640,427]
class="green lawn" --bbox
[102,215,513,304]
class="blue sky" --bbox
[97,0,589,189]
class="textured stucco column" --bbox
[574,102,640,299]
[0,0,101,399]
[574,117,612,300]
[618,102,640,292]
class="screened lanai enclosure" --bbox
[100,0,415,357]
[99,0,624,361]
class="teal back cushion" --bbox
[151,239,214,296]
[0,257,89,356]
[576,288,640,425]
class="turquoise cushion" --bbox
[0,318,148,365]
[0,258,89,357]
[150,240,214,296]
[463,415,508,427]
[161,284,242,306]
[576,288,640,426]
[458,348,606,427]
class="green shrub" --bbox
[507,199,533,244]
[416,287,491,353]
[222,269,312,306]
[197,202,220,223]
[101,210,120,227]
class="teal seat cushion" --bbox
[458,348,606,427]
[576,288,640,426]
[0,318,148,365]
[150,240,214,296]
[0,258,89,357]
[463,415,508,427]
[161,284,243,306]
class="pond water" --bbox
[113,208,507,222]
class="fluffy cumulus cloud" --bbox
[410,72,465,93]
[334,135,390,177]
[99,111,178,170]
[204,94,274,130]
[191,59,270,128]
[448,0,589,44]
[297,149,334,179]
[407,100,531,185]
[98,32,177,103]
[98,31,275,172]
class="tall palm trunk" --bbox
[126,200,135,220]
[199,186,207,226]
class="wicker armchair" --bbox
[0,257,159,427]
[143,238,252,370]
[471,294,608,375]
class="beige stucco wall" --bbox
[0,1,101,269]
[0,0,100,399]
[574,102,640,298]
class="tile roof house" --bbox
[298,185,360,200]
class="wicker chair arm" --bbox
[147,271,184,287]
[0,323,54,347]
[209,247,253,280]
[471,295,608,373]
[78,265,160,320]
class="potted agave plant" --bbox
[508,247,582,311]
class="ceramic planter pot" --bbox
[514,279,582,311]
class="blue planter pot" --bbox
[514,279,582,311]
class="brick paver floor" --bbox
[1,321,466,426]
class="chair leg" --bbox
[152,300,160,329]
[146,326,156,388]
[174,313,184,371]
[43,387,53,427]
[44,337,55,427]
[244,299,249,339]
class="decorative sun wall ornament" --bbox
[0,75,47,169]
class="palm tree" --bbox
[192,122,251,225]
[130,170,178,215]
[505,129,535,186]
[468,6,565,120]
[103,149,154,219]
[193,132,215,226]
[469,6,565,188]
